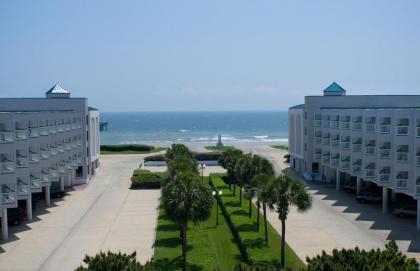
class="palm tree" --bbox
[268,174,312,268]
[235,154,253,206]
[162,171,213,271]
[219,148,243,191]
[251,173,275,241]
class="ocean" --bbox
[100,111,288,145]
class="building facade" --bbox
[289,82,420,230]
[0,85,100,240]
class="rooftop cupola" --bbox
[45,84,70,99]
[323,82,346,96]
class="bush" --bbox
[306,241,418,271]
[101,144,154,152]
[284,154,290,163]
[131,169,163,189]
[75,251,156,271]
[144,154,166,162]
[145,152,223,162]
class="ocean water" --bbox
[100,111,288,144]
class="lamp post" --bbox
[199,164,206,183]
[212,190,223,225]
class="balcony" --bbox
[352,165,362,174]
[396,126,408,136]
[396,152,408,162]
[341,122,350,130]
[315,137,322,145]
[380,125,391,134]
[341,162,350,170]
[65,144,71,151]
[49,126,57,134]
[57,125,65,133]
[365,169,375,178]
[365,124,376,132]
[365,146,375,155]
[40,127,49,136]
[50,147,58,156]
[315,120,322,127]
[380,174,390,183]
[322,138,330,146]
[40,150,49,160]
[28,128,40,138]
[323,121,330,128]
[30,175,42,191]
[380,149,391,159]
[16,157,28,168]
[322,156,330,164]
[50,168,59,178]
[396,179,408,189]
[1,162,15,174]
[331,139,339,147]
[331,157,339,167]
[58,145,65,153]
[341,142,350,150]
[352,144,362,152]
[15,129,28,140]
[1,191,16,206]
[41,172,49,184]
[29,153,40,164]
[0,131,14,143]
[332,121,339,129]
[352,123,362,131]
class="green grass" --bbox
[210,174,304,270]
[204,146,236,152]
[270,145,288,151]
[101,147,166,155]
[153,177,242,271]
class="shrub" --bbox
[145,152,222,162]
[306,241,419,271]
[131,169,163,189]
[101,144,154,152]
[75,251,156,271]
[284,154,290,163]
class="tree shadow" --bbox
[157,224,179,232]
[224,201,240,207]
[154,237,181,248]
[153,257,182,270]
[243,237,267,249]
[236,223,257,232]
[231,209,248,217]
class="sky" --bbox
[0,1,419,112]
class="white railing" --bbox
[341,122,350,130]
[15,130,28,140]
[332,121,339,129]
[352,144,362,152]
[1,162,15,173]
[352,123,362,131]
[16,157,28,168]
[380,149,391,159]
[341,142,350,149]
[0,132,14,143]
[29,153,40,163]
[28,128,39,138]
[40,127,49,136]
[365,146,375,155]
[365,124,376,132]
[380,125,390,134]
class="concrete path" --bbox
[0,154,160,271]
[235,143,420,262]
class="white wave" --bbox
[254,135,269,139]
[179,129,189,132]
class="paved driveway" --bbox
[235,143,420,262]
[0,154,160,271]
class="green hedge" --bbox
[145,152,223,162]
[101,144,154,152]
[130,169,164,189]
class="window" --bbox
[352,116,363,131]
[417,148,420,167]
[341,136,350,150]
[396,171,408,188]
[315,131,322,144]
[379,166,391,183]
[331,115,340,129]
[315,114,322,127]
[352,159,362,173]
[396,118,409,135]
[323,115,330,128]
[416,177,420,194]
[380,142,391,159]
[331,135,340,147]
[341,115,350,130]
[380,117,391,134]
[341,156,351,169]
[365,163,376,178]
[352,138,362,152]
[365,140,376,155]
[365,117,376,132]
[417,119,420,137]
[396,145,409,162]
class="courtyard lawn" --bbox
[153,177,242,271]
[270,145,288,151]
[210,174,304,270]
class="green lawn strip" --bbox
[101,147,166,155]
[270,145,288,151]
[210,174,304,270]
[204,146,236,152]
[153,177,241,271]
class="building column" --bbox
[336,170,340,190]
[382,187,389,214]
[60,177,65,192]
[356,177,362,196]
[417,200,420,231]
[1,208,8,240]
[27,193,32,221]
[45,185,51,207]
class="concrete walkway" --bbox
[0,154,160,271]
[235,144,420,262]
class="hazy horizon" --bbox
[1,1,419,112]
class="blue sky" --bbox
[1,1,419,111]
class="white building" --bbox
[0,84,100,240]
[289,82,420,230]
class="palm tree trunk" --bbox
[182,223,187,271]
[233,183,236,195]
[239,186,242,206]
[256,202,260,231]
[263,203,268,242]
[179,225,183,239]
[248,197,252,218]
[281,219,286,268]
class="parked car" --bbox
[344,182,356,193]
[356,192,382,203]
[0,208,27,226]
[393,206,417,218]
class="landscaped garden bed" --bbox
[130,169,165,189]
[100,144,166,154]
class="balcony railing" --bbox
[365,169,375,178]
[352,165,362,173]
[380,149,391,159]
[15,129,28,140]
[365,124,376,132]
[341,162,350,170]
[49,126,57,134]
[28,128,39,138]
[50,147,58,156]
[29,153,40,163]
[30,176,42,191]
[315,120,322,127]
[58,146,65,153]
[0,132,14,143]
[397,126,408,136]
[352,123,362,131]
[396,179,408,189]
[417,156,420,166]
[40,150,49,160]
[1,192,16,206]
[379,174,390,183]
[332,121,339,129]
[322,138,330,146]
[380,125,391,134]
[40,127,49,136]
[17,185,29,197]
[1,162,15,173]
[341,122,350,130]
[16,157,28,168]
[331,139,339,147]
[365,146,375,155]
[41,173,49,184]
[341,142,350,149]
[331,158,339,167]
[352,144,362,152]
[397,153,408,162]
[315,137,321,144]
[57,125,65,133]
